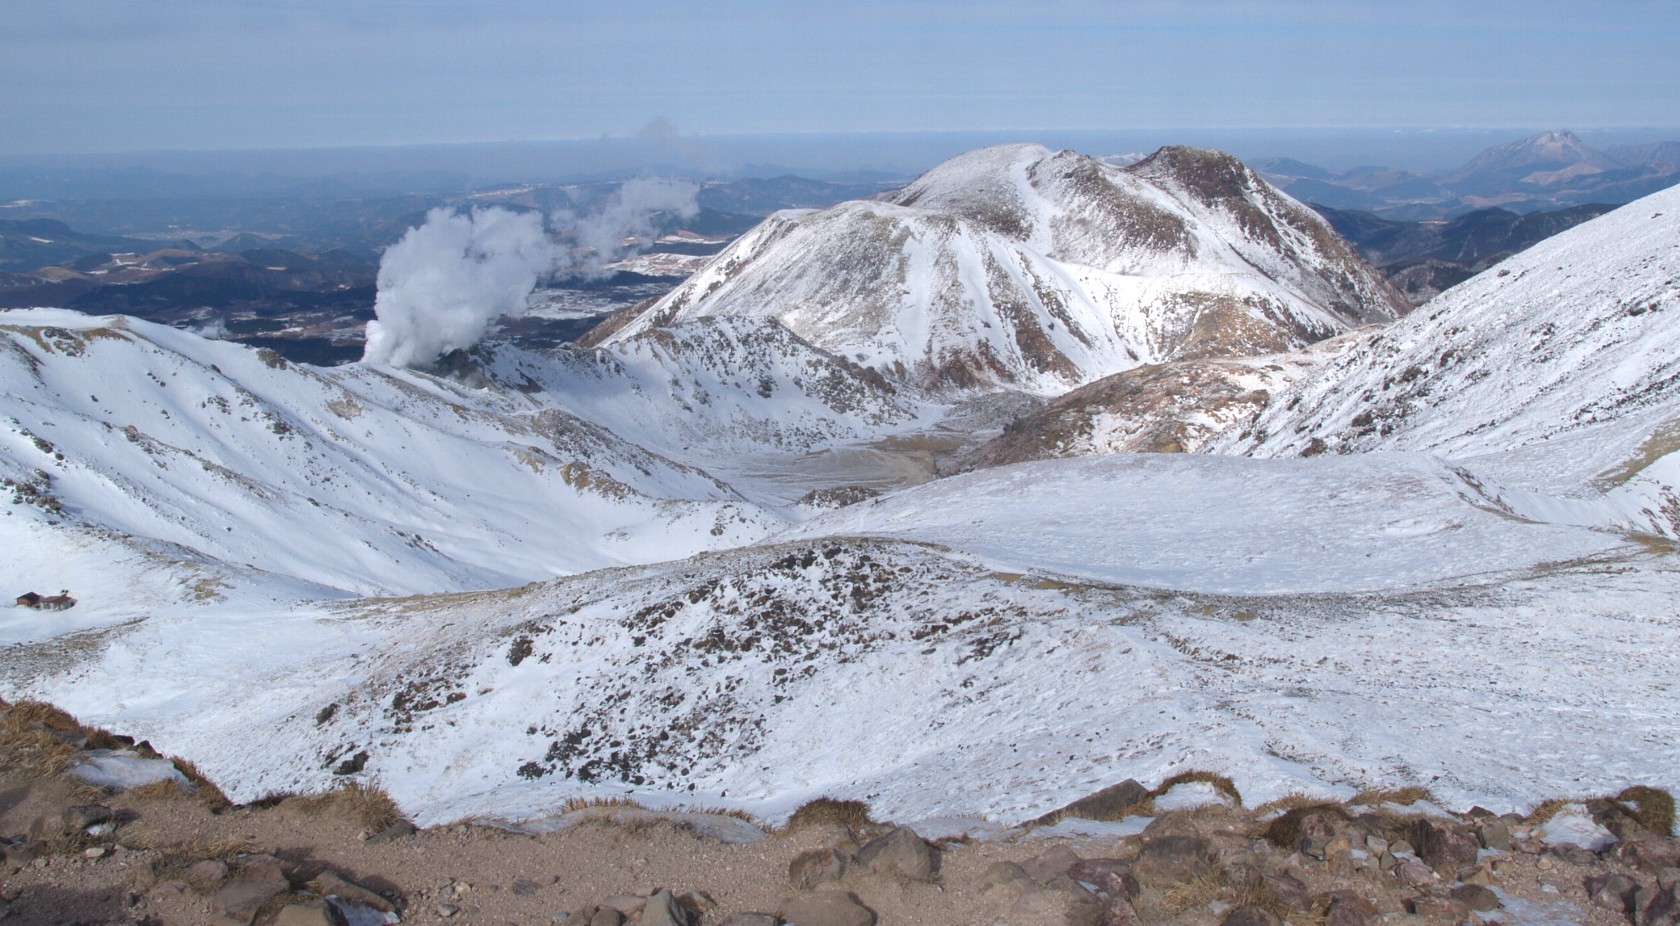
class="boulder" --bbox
[308,870,395,913]
[1002,884,1105,926]
[210,860,292,925]
[641,889,692,926]
[1130,835,1215,888]
[979,861,1034,895]
[788,847,849,889]
[1323,892,1377,926]
[1037,780,1149,823]
[1297,812,1341,858]
[274,900,349,926]
[1220,906,1282,926]
[1409,819,1479,874]
[1588,873,1642,914]
[1478,819,1513,851]
[1023,845,1084,884]
[855,826,938,882]
[779,890,876,926]
[1450,884,1501,912]
[1643,885,1680,926]
[1067,859,1139,900]
[185,859,230,892]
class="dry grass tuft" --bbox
[1252,792,1329,818]
[1159,869,1226,915]
[1523,797,1577,826]
[782,797,876,835]
[1349,786,1436,807]
[676,804,765,826]
[559,795,647,814]
[1152,770,1244,807]
[1614,785,1675,837]
[1260,803,1352,849]
[286,780,406,832]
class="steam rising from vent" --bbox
[559,178,701,279]
[362,207,554,368]
[362,180,699,369]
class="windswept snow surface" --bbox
[780,453,1631,594]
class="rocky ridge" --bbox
[5,699,1678,926]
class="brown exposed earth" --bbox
[3,699,1678,926]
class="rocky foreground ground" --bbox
[2,698,1678,926]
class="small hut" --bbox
[15,592,41,608]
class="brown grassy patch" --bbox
[1152,770,1243,807]
[0,698,121,780]
[782,797,876,835]
[676,804,765,826]
[1349,786,1436,807]
[286,781,405,831]
[1615,785,1675,837]
[1260,803,1352,849]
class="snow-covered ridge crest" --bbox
[595,144,1407,396]
[0,309,783,596]
[1211,183,1680,535]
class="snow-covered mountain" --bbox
[6,147,1680,838]
[1213,183,1680,535]
[594,144,1406,395]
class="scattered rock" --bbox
[1324,892,1377,926]
[789,847,850,888]
[718,915,780,926]
[855,826,938,882]
[779,889,876,926]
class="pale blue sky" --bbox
[5,0,1677,156]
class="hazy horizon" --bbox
[7,1,1677,164]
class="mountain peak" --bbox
[1447,129,1622,188]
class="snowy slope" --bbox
[1213,185,1680,534]
[597,145,1406,395]
[0,310,777,596]
[10,454,1675,830]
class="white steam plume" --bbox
[557,178,699,279]
[362,206,555,368]
[361,180,700,368]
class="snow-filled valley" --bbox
[3,148,1679,830]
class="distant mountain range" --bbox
[1256,129,1680,220]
